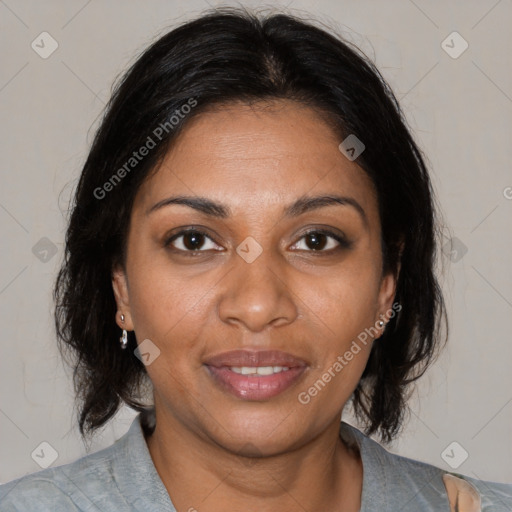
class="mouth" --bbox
[203,349,308,400]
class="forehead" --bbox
[133,100,378,222]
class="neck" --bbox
[145,407,363,512]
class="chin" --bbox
[207,410,307,454]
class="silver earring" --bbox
[120,329,128,349]
[119,314,128,349]
[378,320,384,328]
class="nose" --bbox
[217,246,298,333]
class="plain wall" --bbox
[1,0,511,484]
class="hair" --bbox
[54,5,448,444]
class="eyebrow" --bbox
[146,194,368,227]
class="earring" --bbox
[120,329,128,349]
[119,314,128,349]
[378,319,385,328]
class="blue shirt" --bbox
[1,413,511,511]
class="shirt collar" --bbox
[112,413,387,511]
[110,413,176,511]
[339,420,390,512]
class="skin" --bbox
[112,99,400,511]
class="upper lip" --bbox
[204,350,308,368]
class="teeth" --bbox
[229,366,291,375]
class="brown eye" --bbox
[182,231,206,250]
[304,232,329,250]
[166,230,222,252]
[292,230,350,252]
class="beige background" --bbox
[1,0,511,485]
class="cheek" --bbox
[296,272,378,410]
[126,273,209,403]
[299,262,380,396]
[306,260,380,334]
[127,237,197,325]
[126,250,217,368]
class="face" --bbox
[112,99,398,456]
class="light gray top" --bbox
[1,413,511,511]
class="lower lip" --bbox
[205,365,307,400]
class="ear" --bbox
[376,241,404,329]
[112,265,134,331]
[376,269,399,319]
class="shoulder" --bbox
[0,431,130,511]
[340,421,512,512]
[0,413,173,512]
[0,474,81,511]
[384,445,512,511]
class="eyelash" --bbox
[164,227,352,256]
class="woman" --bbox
[1,7,510,511]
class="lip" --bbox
[203,349,309,401]
[205,365,307,400]
[203,349,308,368]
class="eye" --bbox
[291,229,350,252]
[165,227,351,255]
[165,229,223,253]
